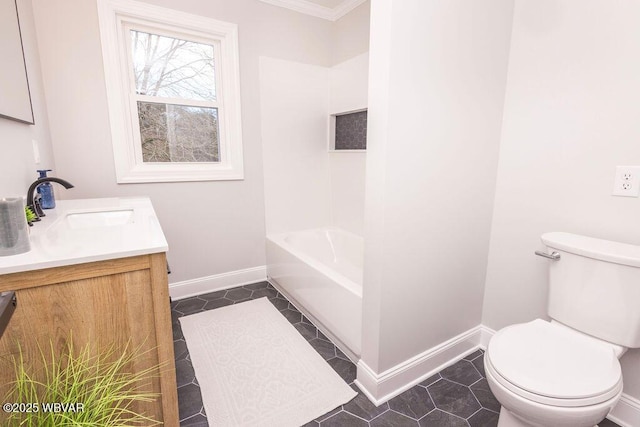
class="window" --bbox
[98,0,244,182]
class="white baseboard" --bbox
[354,325,485,406]
[478,324,496,348]
[169,266,267,300]
[608,393,640,427]
[354,322,640,427]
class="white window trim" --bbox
[97,0,244,183]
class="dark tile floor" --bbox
[171,282,621,427]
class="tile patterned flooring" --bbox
[171,282,621,427]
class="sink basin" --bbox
[65,209,134,229]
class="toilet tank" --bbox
[542,232,640,348]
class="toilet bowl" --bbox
[485,319,624,427]
[486,232,640,426]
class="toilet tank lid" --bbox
[542,232,640,268]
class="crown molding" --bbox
[258,0,367,22]
[332,0,367,20]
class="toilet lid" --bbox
[488,319,622,402]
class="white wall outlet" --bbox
[613,166,640,197]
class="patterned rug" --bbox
[179,297,356,426]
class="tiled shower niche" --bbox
[332,110,367,150]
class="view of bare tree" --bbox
[131,30,220,163]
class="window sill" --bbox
[328,149,367,153]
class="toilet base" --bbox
[498,406,605,427]
[497,406,538,427]
[486,353,621,427]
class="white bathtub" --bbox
[266,227,363,360]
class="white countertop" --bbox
[0,197,168,275]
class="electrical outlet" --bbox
[613,166,640,197]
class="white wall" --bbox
[0,0,56,199]
[483,0,640,403]
[261,53,369,237]
[260,57,332,234]
[362,0,514,373]
[331,1,369,66]
[328,153,366,235]
[261,50,370,238]
[31,0,333,291]
[329,52,369,116]
[328,53,369,236]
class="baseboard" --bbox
[608,393,640,427]
[354,325,485,405]
[169,266,267,300]
[478,324,496,348]
[353,321,640,424]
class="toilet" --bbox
[485,232,640,427]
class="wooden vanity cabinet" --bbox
[0,253,179,425]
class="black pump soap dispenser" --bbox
[36,169,56,209]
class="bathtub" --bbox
[266,227,363,360]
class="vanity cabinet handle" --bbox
[0,291,16,339]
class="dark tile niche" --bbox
[335,110,367,150]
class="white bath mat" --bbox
[179,297,356,427]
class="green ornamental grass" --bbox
[4,339,162,426]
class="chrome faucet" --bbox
[26,177,74,220]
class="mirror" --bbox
[0,0,34,124]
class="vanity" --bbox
[0,197,178,425]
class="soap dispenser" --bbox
[36,169,56,209]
